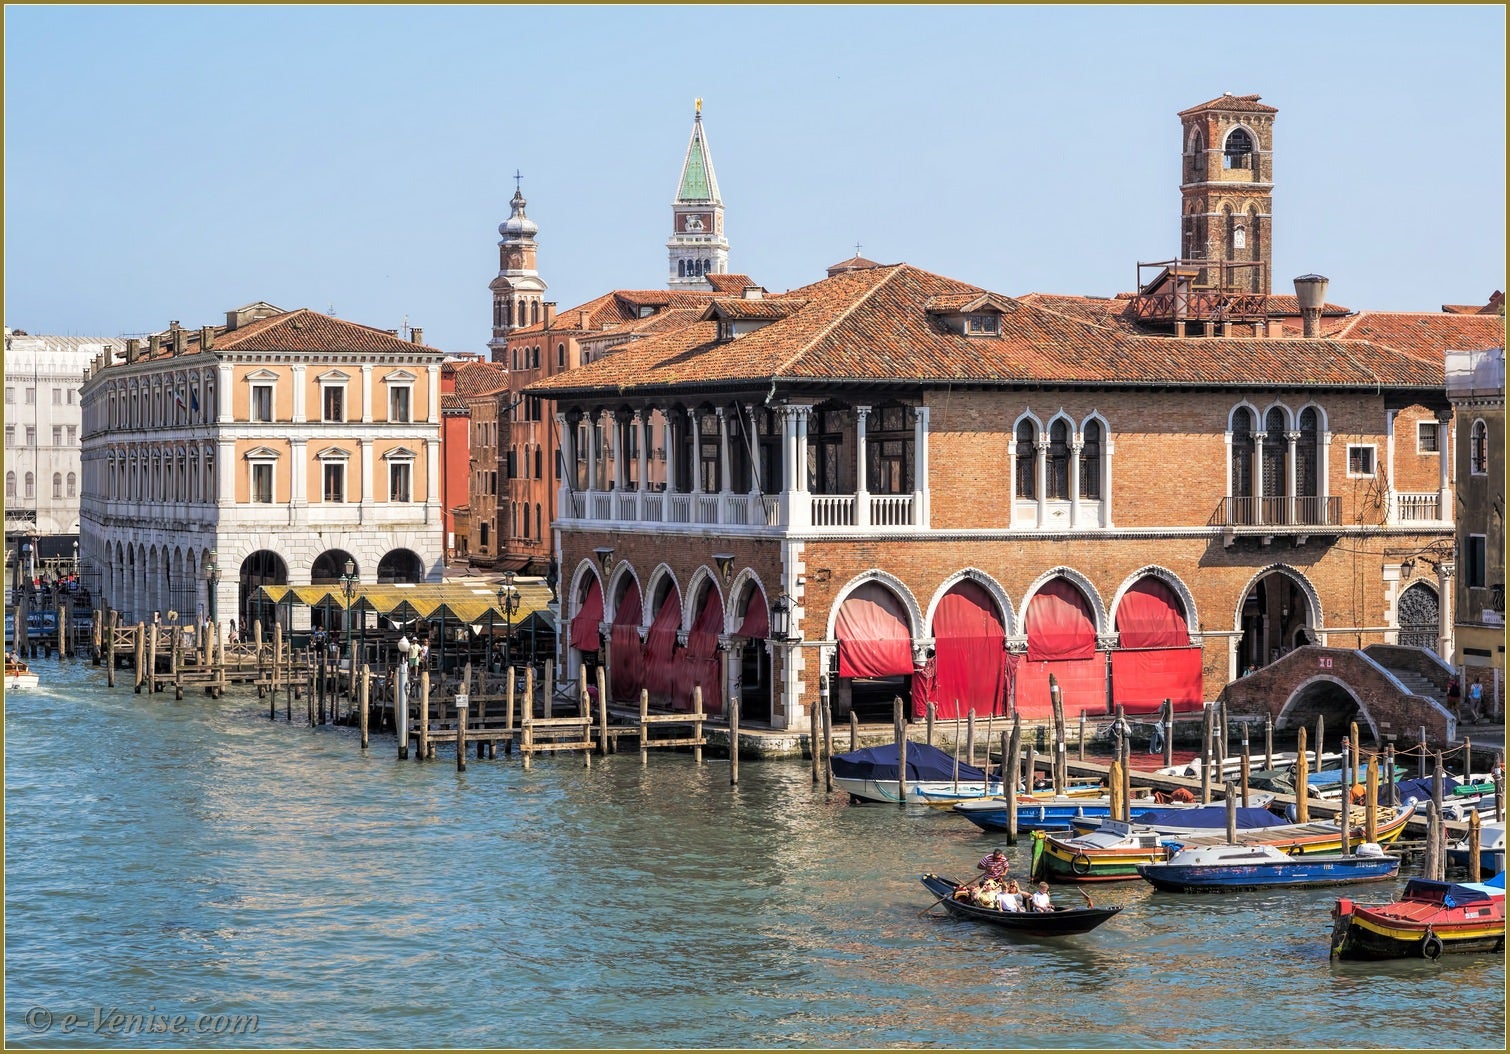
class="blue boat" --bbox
[830,741,1004,804]
[952,795,1176,833]
[1069,801,1283,836]
[1137,842,1401,893]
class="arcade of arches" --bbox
[561,560,1438,725]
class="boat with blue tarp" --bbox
[1137,841,1400,893]
[1330,871,1505,960]
[830,741,1004,804]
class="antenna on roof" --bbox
[327,303,336,316]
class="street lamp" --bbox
[340,558,359,685]
[769,593,792,642]
[204,550,220,626]
[499,570,521,669]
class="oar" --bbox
[1077,886,1095,909]
[918,872,987,916]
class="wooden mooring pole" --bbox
[1295,726,1310,824]
[359,664,370,749]
[729,696,740,785]
[895,696,908,805]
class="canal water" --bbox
[4,655,1504,1049]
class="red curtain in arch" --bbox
[921,580,1006,720]
[736,590,768,640]
[570,578,603,652]
[836,583,914,678]
[1017,579,1103,718]
[609,581,643,704]
[643,591,683,705]
[1111,577,1203,714]
[680,589,725,715]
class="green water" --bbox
[3,655,1504,1048]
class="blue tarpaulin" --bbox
[1140,804,1290,829]
[829,741,994,783]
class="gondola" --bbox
[918,874,1122,936]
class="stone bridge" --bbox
[1216,644,1456,748]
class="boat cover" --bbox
[1392,775,1462,804]
[1399,877,1504,906]
[1139,804,1289,829]
[830,741,992,783]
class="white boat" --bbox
[1156,750,1339,781]
[5,659,40,690]
[1446,820,1507,876]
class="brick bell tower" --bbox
[1177,93,1277,294]
[488,174,548,359]
[667,99,730,289]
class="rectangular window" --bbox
[389,386,411,423]
[1347,445,1375,477]
[252,384,273,422]
[252,463,274,503]
[25,387,35,404]
[322,386,344,423]
[389,462,412,502]
[52,426,63,445]
[323,462,345,502]
[1417,421,1439,454]
[4,387,12,403]
[67,389,75,405]
[66,426,76,445]
[3,426,12,446]
[25,426,36,446]
[52,388,63,405]
[966,313,998,334]
[1465,534,1487,589]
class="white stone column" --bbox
[1069,436,1083,529]
[855,405,870,528]
[1384,410,1398,523]
[794,405,811,494]
[914,404,930,526]
[1034,437,1049,529]
[427,364,441,423]
[1286,430,1300,524]
[663,414,677,493]
[360,437,374,507]
[745,404,762,495]
[291,365,307,423]
[687,409,702,495]
[217,438,235,509]
[216,363,234,424]
[1252,434,1266,525]
[1437,562,1455,660]
[425,437,440,518]
[361,363,373,423]
[612,413,627,490]
[1320,430,1333,524]
[716,407,732,494]
[586,412,600,493]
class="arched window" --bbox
[531,301,540,326]
[25,472,35,499]
[1231,408,1255,506]
[5,472,14,498]
[53,472,63,499]
[679,260,686,277]
[1047,420,1070,500]
[534,446,542,479]
[1297,408,1319,499]
[1224,127,1254,169]
[1079,420,1101,499]
[1015,421,1036,499]
[516,300,524,328]
[536,503,542,541]
[66,472,76,498]
[1471,420,1489,475]
[1263,408,1287,513]
[557,343,566,367]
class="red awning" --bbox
[570,578,603,652]
[1116,578,1190,648]
[1025,578,1097,661]
[736,590,769,640]
[644,591,683,705]
[1110,577,1204,713]
[836,583,914,679]
[682,588,725,715]
[1015,654,1106,719]
[609,581,643,704]
[923,580,1006,719]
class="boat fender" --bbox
[1071,852,1093,876]
[1421,930,1443,961]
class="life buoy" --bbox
[1422,931,1444,961]
[1071,852,1093,876]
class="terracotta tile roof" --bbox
[705,297,807,321]
[213,309,443,355]
[527,264,1447,398]
[507,288,734,338]
[1016,292,1143,332]
[704,273,758,293]
[1441,291,1503,315]
[1327,311,1507,364]
[441,393,470,413]
[1178,93,1278,116]
[1260,294,1352,317]
[826,254,885,276]
[451,360,511,397]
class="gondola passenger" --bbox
[1030,882,1054,912]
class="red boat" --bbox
[1330,873,1505,960]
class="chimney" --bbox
[1174,321,1186,338]
[743,285,763,300]
[1267,319,1284,338]
[1294,274,1330,339]
[148,334,162,355]
[1203,321,1216,338]
[1221,321,1233,338]
[578,309,590,328]
[410,327,423,345]
[1252,322,1265,338]
[125,339,140,363]
[543,302,557,325]
[169,320,182,355]
[200,325,214,351]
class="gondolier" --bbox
[978,848,1011,882]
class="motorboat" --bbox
[1331,871,1505,960]
[1136,841,1400,892]
[5,657,40,690]
[1446,820,1506,876]
[830,741,1004,805]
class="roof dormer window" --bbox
[966,313,999,336]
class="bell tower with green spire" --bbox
[667,99,729,289]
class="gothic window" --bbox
[1223,127,1254,169]
[679,260,686,278]
[1079,419,1102,499]
[1231,408,1255,512]
[1015,421,1036,499]
[1262,408,1287,507]
[53,472,63,499]
[536,503,542,541]
[866,405,914,495]
[534,446,542,479]
[1046,419,1070,500]
[557,343,566,367]
[1297,407,1319,498]
[1396,583,1439,650]
[808,409,845,495]
[531,302,540,326]
[704,258,712,274]
[1470,420,1488,475]
[67,472,76,498]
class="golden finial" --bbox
[695,97,702,115]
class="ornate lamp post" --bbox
[340,558,359,680]
[204,550,220,627]
[500,570,521,669]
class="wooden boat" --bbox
[829,741,1005,805]
[4,658,39,690]
[951,795,1177,832]
[1069,799,1280,836]
[915,779,1106,809]
[1157,750,1338,782]
[1034,802,1418,882]
[1136,842,1400,893]
[1330,872,1505,960]
[918,874,1122,936]
[1446,820,1506,876]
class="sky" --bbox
[4,4,1506,354]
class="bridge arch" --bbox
[1275,673,1376,740]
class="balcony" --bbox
[1391,492,1444,524]
[560,489,918,533]
[1213,496,1341,545]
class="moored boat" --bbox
[915,779,1106,809]
[1330,872,1505,960]
[830,741,1004,804]
[918,873,1122,936]
[952,795,1175,833]
[1069,799,1280,836]
[1137,842,1400,893]
[1445,820,1506,876]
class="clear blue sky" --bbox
[5,4,1505,353]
